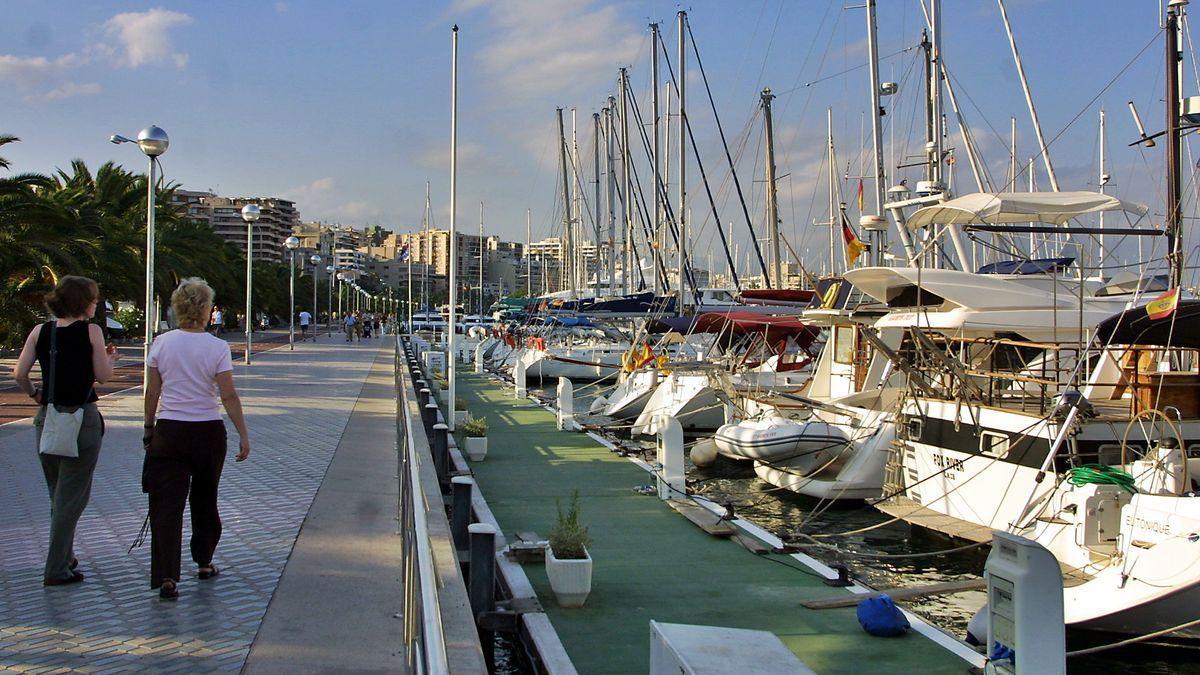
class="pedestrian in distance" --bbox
[209,305,223,334]
[13,276,121,586]
[343,311,356,342]
[142,278,250,600]
[354,310,364,342]
[298,309,312,341]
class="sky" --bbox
[0,1,1184,275]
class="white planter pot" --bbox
[454,410,470,425]
[465,436,488,461]
[545,546,592,608]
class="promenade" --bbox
[0,333,401,673]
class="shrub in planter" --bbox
[454,399,470,425]
[462,416,488,461]
[545,490,593,607]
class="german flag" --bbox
[842,220,868,266]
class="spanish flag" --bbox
[842,221,868,265]
[856,178,864,212]
[1147,287,1180,320]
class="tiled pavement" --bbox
[0,333,392,673]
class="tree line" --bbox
[0,135,330,347]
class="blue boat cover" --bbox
[977,257,1074,275]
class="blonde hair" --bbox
[171,278,215,328]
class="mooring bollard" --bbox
[433,423,449,487]
[514,358,527,399]
[655,415,685,501]
[423,402,439,436]
[557,377,575,431]
[451,476,474,552]
[474,342,485,374]
[468,522,497,665]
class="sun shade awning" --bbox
[1094,300,1200,349]
[905,191,1148,230]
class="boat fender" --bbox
[856,595,910,637]
[589,395,609,414]
[690,438,718,467]
[965,605,987,647]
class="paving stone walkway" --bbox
[0,334,392,673]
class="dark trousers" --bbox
[144,419,227,588]
[34,404,103,582]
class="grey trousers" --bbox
[34,403,103,582]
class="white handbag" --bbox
[38,322,86,458]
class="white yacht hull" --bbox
[604,369,659,419]
[632,372,725,435]
[519,345,624,382]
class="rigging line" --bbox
[687,16,772,284]
[609,131,649,290]
[776,45,919,95]
[624,87,675,291]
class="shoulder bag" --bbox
[38,322,88,458]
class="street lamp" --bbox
[241,203,261,364]
[285,235,300,349]
[337,272,348,326]
[110,125,168,391]
[310,254,322,342]
[326,265,335,336]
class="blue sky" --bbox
[0,1,1181,271]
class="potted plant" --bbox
[462,416,488,461]
[454,399,470,426]
[545,490,593,608]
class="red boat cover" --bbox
[737,289,816,305]
[693,311,820,353]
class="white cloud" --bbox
[416,141,488,170]
[274,2,290,14]
[101,8,193,68]
[465,0,641,101]
[24,81,102,103]
[0,53,82,86]
[282,176,336,203]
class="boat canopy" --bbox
[1094,300,1200,349]
[905,191,1148,230]
[737,289,816,307]
[977,257,1074,275]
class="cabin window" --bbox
[903,417,923,441]
[833,326,855,364]
[980,431,1010,458]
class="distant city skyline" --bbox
[0,1,1181,272]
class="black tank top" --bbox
[35,321,98,407]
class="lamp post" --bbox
[325,265,335,336]
[285,236,300,349]
[310,254,322,341]
[337,272,347,327]
[109,125,168,391]
[241,204,261,364]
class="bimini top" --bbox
[905,191,1148,230]
[1094,300,1200,350]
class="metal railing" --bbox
[396,338,450,674]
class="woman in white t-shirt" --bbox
[142,278,250,600]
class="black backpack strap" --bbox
[45,321,57,406]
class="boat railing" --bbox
[394,336,486,674]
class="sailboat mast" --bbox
[827,108,838,274]
[571,108,581,295]
[677,10,688,309]
[762,88,781,288]
[651,22,662,295]
[864,0,887,265]
[1098,109,1107,268]
[1167,1,1183,288]
[525,207,531,297]
[556,108,573,296]
[620,68,633,293]
[606,99,617,297]
[593,111,602,296]
[998,0,1060,192]
[478,201,484,316]
[448,24,459,431]
[929,2,944,188]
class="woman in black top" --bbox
[13,276,120,586]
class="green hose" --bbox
[1067,464,1138,494]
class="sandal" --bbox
[159,579,178,599]
[43,572,84,587]
[198,565,220,580]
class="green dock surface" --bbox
[457,372,969,674]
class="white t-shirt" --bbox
[299,311,312,326]
[147,330,234,422]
